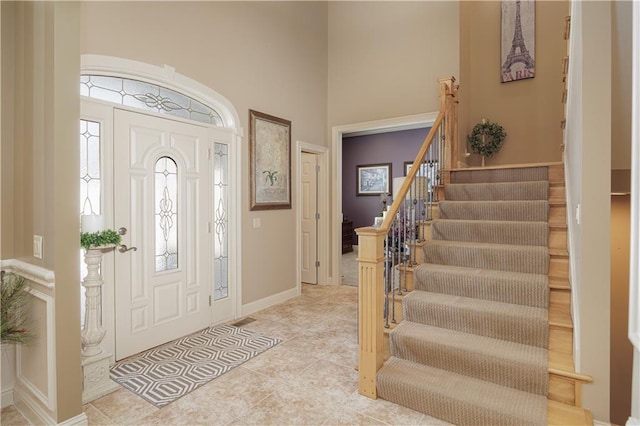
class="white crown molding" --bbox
[0,259,55,289]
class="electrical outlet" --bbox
[33,235,43,259]
[575,204,581,225]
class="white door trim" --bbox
[80,55,243,357]
[296,141,329,290]
[331,112,438,285]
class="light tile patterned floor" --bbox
[2,284,447,425]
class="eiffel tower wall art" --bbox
[501,0,535,83]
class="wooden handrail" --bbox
[380,110,444,230]
[355,76,458,399]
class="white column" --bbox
[81,248,108,356]
[80,246,119,403]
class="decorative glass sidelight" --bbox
[213,143,229,300]
[81,75,224,127]
[80,119,101,327]
[155,157,179,272]
[80,120,101,215]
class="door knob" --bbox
[118,244,137,253]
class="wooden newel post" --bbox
[355,226,387,399]
[439,76,459,175]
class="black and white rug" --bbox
[110,324,281,407]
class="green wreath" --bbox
[467,121,506,158]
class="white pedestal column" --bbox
[80,246,119,403]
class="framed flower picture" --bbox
[249,110,291,210]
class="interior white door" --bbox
[301,152,318,284]
[114,109,211,360]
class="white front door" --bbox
[114,109,211,360]
[301,152,318,284]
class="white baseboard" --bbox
[58,412,89,426]
[594,420,612,426]
[241,287,299,317]
[14,384,56,426]
[1,387,14,408]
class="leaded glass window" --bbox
[155,157,179,272]
[213,143,229,300]
[80,75,224,127]
[79,119,101,327]
[80,120,101,215]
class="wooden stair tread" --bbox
[549,249,569,258]
[549,303,572,330]
[548,400,592,425]
[549,328,573,355]
[449,162,563,173]
[549,276,570,290]
[395,263,418,273]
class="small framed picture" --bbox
[357,163,391,196]
[404,161,429,176]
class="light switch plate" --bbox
[33,235,43,259]
[252,218,261,228]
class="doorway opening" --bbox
[331,113,438,286]
[80,55,242,359]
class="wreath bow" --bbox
[467,121,506,158]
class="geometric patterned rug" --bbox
[110,324,281,407]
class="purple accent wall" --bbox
[342,127,430,243]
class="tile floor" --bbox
[2,284,446,425]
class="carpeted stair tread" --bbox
[438,200,549,222]
[450,167,549,184]
[403,291,548,348]
[444,181,548,201]
[414,263,549,308]
[390,321,548,394]
[377,357,547,426]
[424,240,549,275]
[431,219,549,247]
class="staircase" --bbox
[373,164,592,425]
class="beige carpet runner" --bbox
[377,166,550,426]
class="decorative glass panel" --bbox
[213,143,229,300]
[80,120,101,215]
[80,119,101,327]
[155,157,179,272]
[81,75,224,127]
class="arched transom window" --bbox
[80,75,224,126]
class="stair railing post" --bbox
[355,226,387,399]
[439,76,458,176]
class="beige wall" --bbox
[1,1,82,423]
[327,1,459,128]
[611,195,633,425]
[612,0,632,172]
[576,1,612,421]
[459,1,568,167]
[80,1,329,303]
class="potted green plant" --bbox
[1,273,32,345]
[80,229,122,250]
